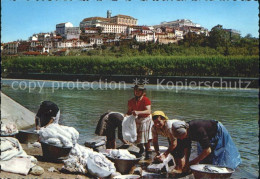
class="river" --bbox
[1,79,259,176]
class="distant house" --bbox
[23,51,48,56]
[135,33,156,43]
[85,27,99,34]
[4,41,19,55]
[56,22,80,40]
[53,48,69,56]
[89,36,103,45]
[17,41,31,53]
[141,26,153,34]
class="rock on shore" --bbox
[1,92,35,130]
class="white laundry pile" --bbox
[37,123,79,147]
[1,122,18,136]
[63,143,117,178]
[87,150,117,178]
[63,143,92,174]
[38,124,117,178]
[106,149,136,159]
[0,137,37,175]
[122,115,137,143]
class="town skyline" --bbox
[2,0,258,43]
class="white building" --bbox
[96,23,128,34]
[4,42,19,55]
[159,19,201,28]
[56,22,80,40]
[38,33,51,41]
[29,34,38,41]
[80,11,138,30]
[56,22,73,35]
[135,33,157,43]
[174,29,184,40]
[89,36,103,45]
[85,28,99,34]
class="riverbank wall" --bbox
[1,92,35,130]
[5,73,259,88]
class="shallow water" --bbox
[1,79,258,176]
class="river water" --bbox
[1,79,259,176]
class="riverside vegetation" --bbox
[2,25,259,77]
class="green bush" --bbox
[2,56,258,77]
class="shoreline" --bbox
[3,73,259,89]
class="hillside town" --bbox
[2,10,240,56]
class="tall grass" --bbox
[2,56,258,77]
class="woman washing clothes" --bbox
[95,112,129,149]
[151,111,190,174]
[171,119,241,173]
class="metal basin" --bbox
[107,151,142,174]
[40,141,72,160]
[113,174,140,179]
[190,164,235,179]
[15,130,39,144]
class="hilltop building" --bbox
[80,10,137,34]
[158,19,201,28]
[56,22,80,40]
[154,19,209,39]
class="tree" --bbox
[209,24,230,49]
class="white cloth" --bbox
[106,149,136,159]
[1,122,18,135]
[122,115,137,142]
[0,137,37,175]
[38,123,79,147]
[87,151,116,178]
[63,143,116,178]
[63,144,93,174]
[53,110,60,124]
[0,157,32,175]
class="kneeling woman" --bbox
[172,120,241,170]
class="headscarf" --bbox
[152,111,169,120]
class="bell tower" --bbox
[107,10,112,18]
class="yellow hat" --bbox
[152,111,169,120]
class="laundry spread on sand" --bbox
[0,137,37,175]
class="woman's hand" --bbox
[154,153,166,162]
[183,163,191,173]
[132,111,139,116]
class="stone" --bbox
[48,167,58,172]
[130,166,142,176]
[30,165,44,175]
[32,142,41,148]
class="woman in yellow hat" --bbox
[152,111,190,173]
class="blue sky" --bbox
[1,0,259,43]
